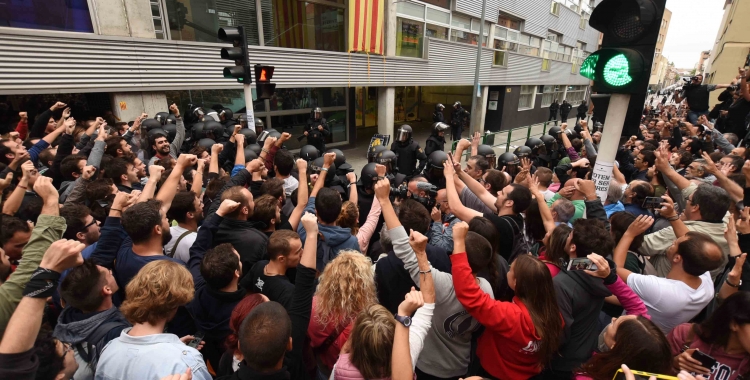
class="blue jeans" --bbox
[687,110,709,125]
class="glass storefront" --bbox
[396,19,424,58]
[0,0,94,33]
[165,0,260,44]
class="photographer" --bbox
[674,74,735,124]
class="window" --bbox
[519,85,535,110]
[0,0,94,32]
[494,39,518,52]
[566,85,587,104]
[580,13,589,30]
[397,1,425,18]
[426,7,450,24]
[497,15,521,30]
[494,51,507,66]
[541,85,555,107]
[451,30,485,46]
[451,14,471,30]
[517,34,541,56]
[263,2,345,51]
[151,0,167,39]
[166,0,260,44]
[541,59,550,71]
[550,2,560,16]
[397,18,424,58]
[451,14,487,46]
[426,24,449,40]
[547,32,561,43]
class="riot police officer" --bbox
[368,145,387,163]
[539,135,559,168]
[374,150,406,187]
[450,101,470,141]
[433,103,445,123]
[299,145,319,162]
[498,152,520,180]
[476,145,497,170]
[390,125,427,178]
[423,150,448,190]
[524,137,547,168]
[305,107,330,154]
[425,122,449,156]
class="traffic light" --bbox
[580,0,667,94]
[254,64,276,100]
[165,0,188,31]
[218,26,251,84]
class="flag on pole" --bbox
[348,0,384,55]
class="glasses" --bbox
[79,220,98,233]
[62,342,73,356]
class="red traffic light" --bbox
[254,65,275,83]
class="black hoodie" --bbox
[551,268,612,372]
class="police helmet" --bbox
[191,122,205,140]
[453,101,462,108]
[219,108,234,121]
[360,163,379,190]
[427,150,449,170]
[540,135,557,152]
[197,138,216,150]
[435,103,445,111]
[368,145,387,163]
[238,128,257,144]
[374,150,398,173]
[147,128,167,140]
[309,157,335,175]
[498,152,520,167]
[513,146,532,158]
[244,146,259,162]
[154,112,170,125]
[327,149,346,168]
[166,114,177,125]
[548,126,562,137]
[311,107,323,119]
[258,128,280,144]
[142,119,162,132]
[203,121,224,137]
[476,145,496,160]
[247,144,262,156]
[432,122,450,135]
[396,125,413,142]
[299,145,320,162]
[162,123,177,143]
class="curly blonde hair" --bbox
[121,260,194,325]
[336,201,359,236]
[314,251,377,330]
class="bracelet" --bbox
[419,269,431,275]
[725,278,742,288]
[666,215,679,221]
[17,185,27,190]
[111,208,122,212]
[261,148,270,154]
[320,167,329,172]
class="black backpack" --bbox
[502,216,531,264]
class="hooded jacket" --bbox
[53,307,130,380]
[297,197,361,255]
[551,268,612,373]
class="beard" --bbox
[161,228,173,247]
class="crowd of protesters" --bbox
[0,69,749,380]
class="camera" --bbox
[390,184,409,200]
[411,182,438,211]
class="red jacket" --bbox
[451,252,551,379]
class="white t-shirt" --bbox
[627,271,714,334]
[282,176,299,196]
[542,189,556,202]
[163,225,197,264]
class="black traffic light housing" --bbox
[218,26,251,84]
[254,64,277,100]
[581,0,666,94]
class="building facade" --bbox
[0,0,600,150]
[648,7,671,92]
[705,0,750,105]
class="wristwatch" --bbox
[726,278,742,288]
[394,314,412,327]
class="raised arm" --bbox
[346,172,358,205]
[457,168,498,213]
[168,104,186,159]
[191,159,205,196]
[700,152,743,202]
[529,174,556,233]
[444,161,482,222]
[288,159,309,231]
[654,141,691,191]
[138,165,164,203]
[584,254,650,318]
[2,161,34,216]
[209,143,222,175]
[156,154,197,214]
[614,215,654,282]
[234,133,246,167]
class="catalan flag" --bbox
[348,0,384,55]
[273,0,305,49]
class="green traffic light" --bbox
[579,53,599,80]
[602,54,633,87]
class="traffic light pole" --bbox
[243,84,255,127]
[590,93,630,201]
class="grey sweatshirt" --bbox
[391,226,494,377]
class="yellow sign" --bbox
[119,101,127,111]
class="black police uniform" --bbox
[425,135,445,157]
[450,106,470,141]
[305,117,330,154]
[433,109,444,123]
[391,140,427,178]
[560,102,573,122]
[549,102,559,125]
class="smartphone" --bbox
[567,257,597,271]
[642,196,663,209]
[612,369,677,380]
[188,331,205,349]
[691,350,717,370]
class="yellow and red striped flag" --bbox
[273,0,305,49]
[348,0,384,55]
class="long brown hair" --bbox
[580,317,674,380]
[512,254,563,365]
[349,304,394,379]
[336,201,359,235]
[544,224,572,266]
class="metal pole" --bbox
[244,84,255,127]
[591,94,630,201]
[471,0,487,131]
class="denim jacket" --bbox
[95,328,212,380]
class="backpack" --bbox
[316,232,337,273]
[502,216,531,264]
[631,250,658,276]
[75,321,129,365]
